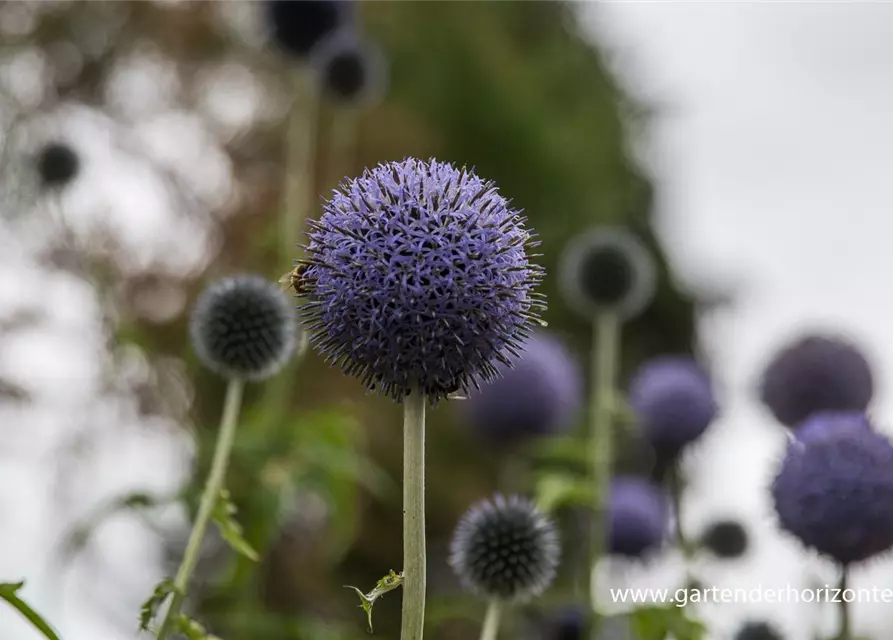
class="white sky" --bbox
[582,3,893,639]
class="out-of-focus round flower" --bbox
[771,426,893,565]
[608,477,670,558]
[36,142,79,188]
[699,518,748,559]
[628,356,717,458]
[266,0,353,59]
[759,334,874,428]
[449,494,559,601]
[735,621,784,640]
[463,330,582,446]
[311,29,387,106]
[795,411,872,443]
[558,227,655,320]
[300,158,545,403]
[190,275,297,380]
[551,607,583,640]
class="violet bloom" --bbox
[628,356,717,458]
[794,411,872,443]
[608,476,670,558]
[759,334,874,428]
[300,158,545,402]
[311,29,387,106]
[771,426,893,565]
[266,0,353,59]
[463,330,582,446]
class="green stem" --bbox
[588,313,620,640]
[400,389,427,640]
[836,567,850,640]
[155,377,245,640]
[478,600,502,640]
[669,465,698,591]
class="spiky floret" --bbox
[449,494,559,601]
[463,330,582,446]
[771,426,893,565]
[759,333,874,428]
[734,621,784,640]
[558,226,655,320]
[300,158,545,403]
[265,0,352,59]
[700,518,748,559]
[190,275,296,381]
[310,29,387,105]
[608,477,670,558]
[628,356,717,458]
[36,142,79,188]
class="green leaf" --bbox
[175,612,222,640]
[628,604,707,640]
[534,472,594,512]
[139,578,176,631]
[0,581,62,640]
[212,489,259,561]
[344,570,404,633]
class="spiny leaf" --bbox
[0,581,61,640]
[344,570,403,633]
[212,489,259,561]
[139,578,176,631]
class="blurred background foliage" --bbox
[2,1,698,638]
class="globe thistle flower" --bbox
[311,29,387,106]
[265,0,353,59]
[300,158,545,403]
[462,330,582,446]
[551,607,583,640]
[735,621,784,640]
[795,411,872,443]
[699,518,748,559]
[449,494,559,601]
[608,477,669,558]
[558,226,655,321]
[771,427,893,565]
[35,141,79,188]
[628,356,717,458]
[759,333,874,428]
[190,275,297,381]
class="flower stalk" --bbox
[479,600,502,640]
[401,389,427,640]
[155,377,245,640]
[836,567,850,640]
[588,312,619,639]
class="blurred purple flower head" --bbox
[463,330,582,446]
[266,0,353,59]
[190,275,296,381]
[311,29,387,106]
[771,426,893,565]
[449,494,559,601]
[558,226,655,320]
[628,356,717,457]
[699,518,748,559]
[759,334,874,428]
[794,411,872,443]
[608,476,669,558]
[36,141,79,188]
[735,621,783,640]
[301,158,545,403]
[551,606,583,640]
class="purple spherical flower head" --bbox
[771,426,893,565]
[628,356,717,458]
[759,334,874,428]
[794,411,872,443]
[608,476,670,558]
[463,330,582,446]
[300,158,545,403]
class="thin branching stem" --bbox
[155,377,245,640]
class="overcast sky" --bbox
[582,3,893,639]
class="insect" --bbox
[279,263,310,296]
